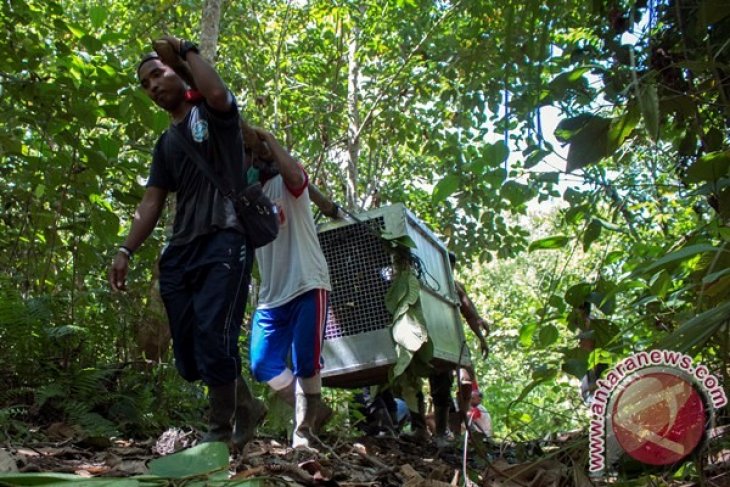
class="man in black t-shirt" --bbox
[109,36,265,448]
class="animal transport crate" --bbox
[317,203,470,388]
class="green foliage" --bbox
[0,442,275,485]
[0,6,727,486]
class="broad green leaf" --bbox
[0,474,140,486]
[649,269,671,297]
[432,174,460,204]
[501,180,533,206]
[607,105,639,152]
[519,322,537,347]
[147,442,229,478]
[66,23,86,39]
[538,324,559,348]
[562,347,591,379]
[638,82,660,142]
[392,311,428,352]
[582,219,602,251]
[554,114,596,142]
[405,273,420,306]
[565,282,592,307]
[589,280,617,315]
[152,110,170,133]
[484,140,509,167]
[639,244,720,274]
[697,0,730,26]
[391,344,414,379]
[528,235,569,251]
[595,218,623,232]
[685,150,730,183]
[392,235,417,249]
[385,273,409,314]
[589,319,620,348]
[702,268,730,284]
[562,358,588,379]
[532,365,558,381]
[565,116,611,171]
[548,66,591,93]
[89,6,108,28]
[656,301,730,353]
[524,149,551,169]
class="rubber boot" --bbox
[276,381,332,434]
[402,409,430,442]
[433,404,452,448]
[275,381,296,407]
[314,399,333,435]
[232,376,267,448]
[201,381,236,443]
[292,393,325,449]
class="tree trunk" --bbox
[199,0,223,61]
[136,0,225,363]
[345,18,361,210]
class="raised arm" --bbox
[254,130,306,189]
[159,36,231,113]
[109,186,168,291]
[455,280,490,358]
[308,184,345,219]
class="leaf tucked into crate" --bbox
[392,310,428,352]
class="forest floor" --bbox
[1,425,729,486]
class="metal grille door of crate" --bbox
[318,217,393,340]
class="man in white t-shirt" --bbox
[467,389,492,437]
[248,129,333,449]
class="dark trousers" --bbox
[429,369,454,410]
[159,230,253,387]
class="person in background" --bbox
[353,388,410,436]
[247,129,334,450]
[449,252,490,359]
[109,36,265,448]
[404,252,490,446]
[467,388,492,437]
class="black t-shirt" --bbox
[147,98,245,246]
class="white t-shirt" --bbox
[468,405,492,436]
[255,172,331,308]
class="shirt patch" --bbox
[192,120,208,143]
[276,202,286,226]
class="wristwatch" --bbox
[179,40,199,60]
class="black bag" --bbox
[231,181,279,248]
[168,126,279,248]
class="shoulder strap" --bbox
[167,125,234,199]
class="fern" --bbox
[71,411,119,438]
[70,368,113,404]
[35,383,65,408]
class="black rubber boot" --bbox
[433,404,453,447]
[402,409,430,442]
[232,376,267,448]
[201,381,236,443]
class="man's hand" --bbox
[255,129,305,189]
[475,318,490,358]
[152,36,197,89]
[240,120,273,161]
[477,335,489,358]
[109,252,130,292]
